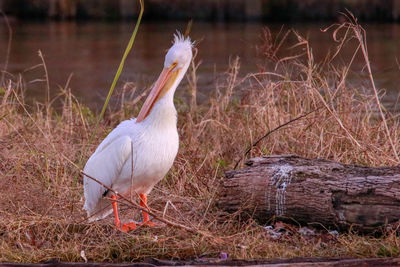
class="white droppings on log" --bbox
[337,210,345,221]
[266,164,293,216]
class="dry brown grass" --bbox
[1,19,400,263]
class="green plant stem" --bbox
[98,0,144,123]
[80,0,144,168]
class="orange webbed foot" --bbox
[138,194,160,228]
[120,222,137,232]
[138,220,158,227]
[111,195,137,232]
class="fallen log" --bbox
[219,155,400,232]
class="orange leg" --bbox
[111,195,136,232]
[111,195,121,228]
[139,194,157,227]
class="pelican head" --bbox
[136,33,193,123]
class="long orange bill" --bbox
[136,63,178,122]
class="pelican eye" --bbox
[170,61,178,70]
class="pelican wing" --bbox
[83,120,135,221]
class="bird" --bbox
[83,32,193,232]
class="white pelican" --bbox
[83,33,193,231]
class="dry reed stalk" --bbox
[351,23,399,162]
[221,56,240,110]
[322,12,399,162]
[1,80,12,107]
[0,10,12,85]
[37,50,51,107]
[186,47,201,112]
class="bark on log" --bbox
[219,155,400,232]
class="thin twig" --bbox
[81,171,217,240]
[130,141,135,201]
[234,107,321,169]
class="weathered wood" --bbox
[219,155,400,232]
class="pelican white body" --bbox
[83,33,192,221]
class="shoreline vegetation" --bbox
[1,18,400,262]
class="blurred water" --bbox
[0,21,399,110]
